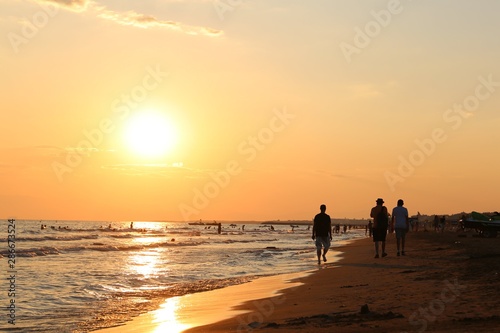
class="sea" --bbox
[1,219,366,332]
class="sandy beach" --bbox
[96,230,500,333]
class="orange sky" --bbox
[1,0,500,221]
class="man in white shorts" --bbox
[312,204,333,264]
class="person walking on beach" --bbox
[370,198,389,258]
[433,215,439,232]
[440,216,446,233]
[391,199,409,256]
[312,204,332,265]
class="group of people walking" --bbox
[311,198,409,264]
[370,198,409,258]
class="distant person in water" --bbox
[370,198,389,258]
[130,222,134,229]
[391,199,409,256]
[312,204,332,265]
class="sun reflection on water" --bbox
[152,297,190,333]
[128,251,160,278]
[126,221,165,230]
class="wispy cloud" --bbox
[97,8,222,36]
[0,146,64,172]
[347,83,382,99]
[101,163,204,178]
[37,0,223,36]
[42,0,91,12]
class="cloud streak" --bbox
[101,163,206,178]
[38,0,223,37]
[42,0,90,12]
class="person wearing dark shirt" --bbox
[312,204,333,265]
[370,198,389,258]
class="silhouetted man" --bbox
[312,204,332,264]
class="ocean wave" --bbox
[216,238,279,244]
[75,275,260,332]
[0,240,207,258]
[16,234,99,242]
[0,246,62,257]
[88,240,206,252]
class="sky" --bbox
[1,0,500,222]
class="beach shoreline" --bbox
[94,230,500,332]
[92,270,315,333]
[90,239,351,333]
[4,219,365,333]
[185,230,500,332]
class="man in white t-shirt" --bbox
[391,199,409,256]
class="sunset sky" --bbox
[1,0,499,222]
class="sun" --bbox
[124,111,178,158]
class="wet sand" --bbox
[93,270,315,333]
[95,230,500,332]
[185,230,500,332]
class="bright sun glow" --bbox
[128,252,159,278]
[124,111,178,158]
[152,297,190,333]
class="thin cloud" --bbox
[37,0,222,36]
[0,146,65,171]
[97,9,222,36]
[42,0,91,12]
[101,163,196,178]
[347,83,382,99]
